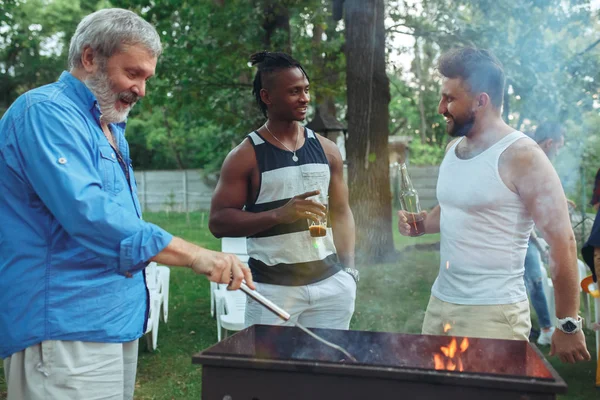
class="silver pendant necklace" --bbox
[264,122,300,162]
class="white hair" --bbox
[68,8,162,70]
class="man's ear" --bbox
[260,88,272,106]
[477,93,490,109]
[539,139,552,151]
[80,46,97,74]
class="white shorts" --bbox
[245,270,357,329]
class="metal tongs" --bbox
[239,282,358,363]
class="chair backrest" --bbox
[145,262,159,291]
[221,237,249,264]
[221,237,247,254]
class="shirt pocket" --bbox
[98,145,124,195]
[300,167,330,197]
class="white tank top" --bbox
[431,131,535,305]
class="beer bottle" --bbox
[397,162,425,236]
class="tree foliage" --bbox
[386,0,600,193]
[0,0,96,113]
[110,0,347,170]
[1,0,598,204]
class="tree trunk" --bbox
[312,19,339,127]
[261,0,291,53]
[344,0,395,263]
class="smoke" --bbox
[351,235,439,335]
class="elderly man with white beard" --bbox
[0,8,254,400]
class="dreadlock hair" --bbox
[250,51,310,118]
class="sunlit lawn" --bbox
[0,211,597,399]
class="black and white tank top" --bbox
[245,127,341,286]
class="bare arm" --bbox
[320,137,355,269]
[506,140,589,363]
[150,236,255,290]
[508,143,578,318]
[208,141,278,237]
[424,205,441,233]
[209,140,325,238]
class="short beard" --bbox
[84,63,138,124]
[447,111,476,138]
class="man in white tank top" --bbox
[398,47,589,364]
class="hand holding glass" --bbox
[307,196,328,237]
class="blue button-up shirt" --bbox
[0,72,173,358]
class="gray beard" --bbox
[84,71,136,124]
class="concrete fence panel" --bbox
[134,166,440,213]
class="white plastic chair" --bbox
[211,237,249,317]
[211,237,249,340]
[214,285,247,341]
[144,262,170,351]
[157,265,170,323]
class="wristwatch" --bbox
[556,316,583,334]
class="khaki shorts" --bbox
[422,295,531,340]
[3,340,138,400]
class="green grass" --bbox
[0,211,598,399]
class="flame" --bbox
[443,323,452,333]
[446,261,450,270]
[433,337,469,372]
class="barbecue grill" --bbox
[192,325,567,399]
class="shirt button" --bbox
[111,153,116,159]
[58,157,67,164]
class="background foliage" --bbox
[3,1,598,170]
[1,0,599,243]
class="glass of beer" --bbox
[307,196,328,237]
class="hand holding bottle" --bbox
[398,210,427,237]
[396,162,426,237]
